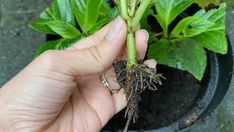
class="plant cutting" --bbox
[29,0,227,131]
[113,0,163,131]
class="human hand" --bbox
[0,17,154,132]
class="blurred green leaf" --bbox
[89,7,118,34]
[107,7,119,20]
[140,5,154,31]
[35,38,78,57]
[55,38,79,50]
[35,39,60,57]
[29,19,56,34]
[70,0,102,33]
[30,0,75,34]
[41,0,75,25]
[46,20,81,39]
[99,0,112,16]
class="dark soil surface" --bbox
[103,65,204,131]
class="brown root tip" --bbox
[123,116,132,132]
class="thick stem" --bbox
[127,31,137,67]
[126,0,151,67]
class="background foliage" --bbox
[30,0,227,80]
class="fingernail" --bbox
[141,29,149,41]
[144,59,157,68]
[106,16,125,41]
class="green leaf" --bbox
[35,39,60,57]
[35,38,78,57]
[29,19,56,34]
[193,0,222,8]
[29,0,75,34]
[149,2,227,80]
[88,18,109,34]
[171,16,215,38]
[99,0,112,16]
[192,29,227,54]
[89,7,118,34]
[154,0,193,37]
[43,0,75,25]
[55,38,79,50]
[148,39,207,80]
[194,3,226,26]
[140,5,154,31]
[56,0,75,25]
[71,0,102,33]
[192,3,227,54]
[107,7,119,20]
[46,21,81,39]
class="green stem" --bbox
[163,27,168,38]
[129,0,137,17]
[131,0,151,31]
[118,0,151,68]
[127,32,137,67]
[120,0,130,20]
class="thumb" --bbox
[51,17,127,77]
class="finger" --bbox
[54,17,127,76]
[113,89,127,114]
[144,59,157,68]
[136,29,149,60]
[102,67,126,115]
[67,17,117,50]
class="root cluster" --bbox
[113,61,164,132]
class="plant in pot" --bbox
[29,0,229,131]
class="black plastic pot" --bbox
[102,2,234,132]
